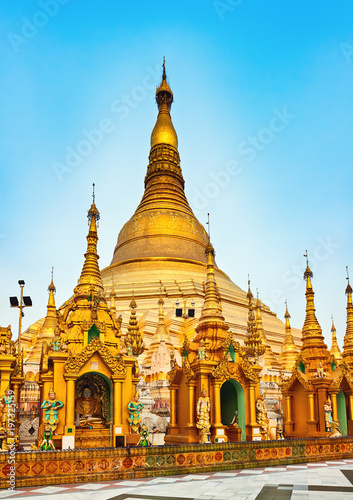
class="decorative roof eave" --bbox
[64,336,126,376]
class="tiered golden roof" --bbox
[56,188,121,354]
[299,255,331,375]
[192,242,229,361]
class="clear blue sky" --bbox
[1,0,353,348]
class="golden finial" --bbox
[162,56,166,80]
[247,275,253,302]
[88,183,100,223]
[346,266,352,295]
[48,267,56,293]
[303,250,313,280]
[206,213,210,240]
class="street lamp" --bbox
[9,280,32,354]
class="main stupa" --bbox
[100,61,302,358]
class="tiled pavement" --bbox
[2,459,353,499]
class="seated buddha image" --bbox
[75,386,106,429]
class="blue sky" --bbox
[1,0,353,348]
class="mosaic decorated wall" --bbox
[2,437,353,489]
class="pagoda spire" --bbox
[256,290,280,369]
[343,267,353,368]
[74,184,104,297]
[330,315,342,362]
[26,269,58,363]
[242,278,265,360]
[255,290,266,343]
[110,60,209,269]
[198,241,224,324]
[150,57,178,150]
[126,292,144,356]
[109,279,116,316]
[300,251,329,375]
[302,251,324,342]
[278,301,299,371]
[193,240,229,360]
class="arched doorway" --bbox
[220,379,245,440]
[337,390,348,436]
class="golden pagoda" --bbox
[166,241,262,444]
[100,61,302,365]
[37,188,139,449]
[282,255,353,438]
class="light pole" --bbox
[9,280,32,355]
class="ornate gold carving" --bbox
[241,358,260,382]
[212,354,230,381]
[182,357,195,381]
[64,337,126,376]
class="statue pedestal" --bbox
[75,428,111,449]
[125,433,140,446]
[225,424,242,442]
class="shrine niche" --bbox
[282,260,353,439]
[165,243,263,444]
[36,194,140,450]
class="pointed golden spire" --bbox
[343,267,353,367]
[278,301,299,370]
[300,251,330,375]
[155,289,169,340]
[110,279,116,315]
[74,184,104,297]
[151,58,178,149]
[198,241,224,323]
[256,289,265,343]
[243,278,265,359]
[26,269,58,363]
[330,315,342,362]
[126,292,144,356]
[302,251,324,341]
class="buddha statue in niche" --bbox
[75,385,105,429]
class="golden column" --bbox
[64,375,76,434]
[330,392,339,421]
[112,376,123,429]
[307,392,315,422]
[187,382,196,426]
[168,385,178,432]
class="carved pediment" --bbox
[64,337,126,376]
